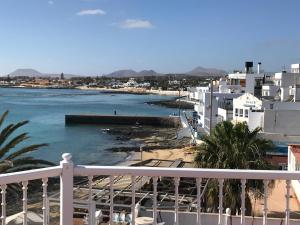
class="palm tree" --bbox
[194,121,274,215]
[0,110,54,174]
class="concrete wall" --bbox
[218,108,232,121]
[263,110,300,135]
[248,111,264,130]
[65,115,181,128]
[262,85,279,97]
[267,101,300,110]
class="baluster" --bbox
[196,178,202,225]
[131,175,136,225]
[1,184,7,225]
[88,176,93,225]
[285,180,291,225]
[153,176,158,225]
[240,179,246,225]
[263,180,269,225]
[22,181,28,225]
[174,177,180,225]
[47,198,50,225]
[109,176,114,225]
[42,178,48,225]
[218,179,224,225]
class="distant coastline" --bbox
[76,85,188,96]
[0,85,188,96]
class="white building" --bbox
[189,80,242,133]
[233,92,300,135]
[189,62,300,136]
[232,93,264,130]
[262,64,300,101]
[189,61,263,133]
[124,78,138,87]
[227,61,265,96]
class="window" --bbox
[270,103,274,110]
[235,108,238,116]
[239,109,243,117]
[245,109,249,118]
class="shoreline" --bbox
[102,125,195,167]
[146,98,195,109]
[76,85,188,96]
[1,85,188,96]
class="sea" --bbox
[0,88,178,165]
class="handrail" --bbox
[0,166,61,185]
[0,163,298,184]
[74,165,300,180]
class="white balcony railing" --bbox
[0,153,300,225]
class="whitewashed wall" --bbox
[248,111,264,130]
[263,110,300,135]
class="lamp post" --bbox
[209,79,213,135]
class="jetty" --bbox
[65,114,181,128]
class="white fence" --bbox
[0,153,300,225]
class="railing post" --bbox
[218,179,224,225]
[240,179,246,225]
[285,180,291,225]
[60,153,74,225]
[224,208,231,225]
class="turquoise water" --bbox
[0,88,177,165]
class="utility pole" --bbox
[209,79,213,135]
[178,81,181,117]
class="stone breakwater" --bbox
[65,114,181,128]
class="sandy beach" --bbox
[123,146,195,166]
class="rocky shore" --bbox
[104,125,191,153]
[146,98,195,110]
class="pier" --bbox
[65,114,181,128]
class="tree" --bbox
[0,111,54,174]
[194,121,274,215]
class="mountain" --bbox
[105,69,160,77]
[9,68,43,77]
[105,69,137,77]
[105,67,226,78]
[7,66,226,78]
[186,66,227,76]
[7,69,81,78]
[138,70,159,76]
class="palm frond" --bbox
[0,133,29,158]
[0,111,9,128]
[5,143,48,160]
[0,120,29,147]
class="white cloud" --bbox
[77,9,106,16]
[48,0,54,5]
[119,19,154,29]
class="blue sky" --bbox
[0,0,300,75]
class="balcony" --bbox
[0,153,300,225]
